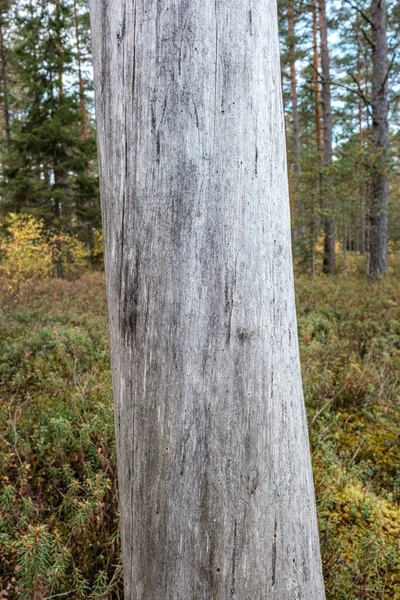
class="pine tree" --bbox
[2,0,100,259]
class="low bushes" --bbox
[0,262,399,598]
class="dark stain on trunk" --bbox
[193,99,200,129]
[121,244,141,344]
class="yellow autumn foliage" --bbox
[0,214,89,285]
[1,213,53,281]
[92,227,104,265]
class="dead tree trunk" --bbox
[370,0,389,277]
[318,0,336,274]
[89,1,326,598]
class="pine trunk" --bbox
[288,0,301,174]
[55,0,64,98]
[313,0,323,154]
[312,0,323,275]
[370,0,389,277]
[89,1,326,598]
[73,0,88,141]
[0,24,10,153]
[356,25,366,256]
[318,0,335,274]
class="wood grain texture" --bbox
[89,1,326,598]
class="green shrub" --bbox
[0,260,400,598]
[0,274,121,599]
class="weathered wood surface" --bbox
[89,1,326,598]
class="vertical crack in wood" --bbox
[156,131,161,163]
[225,271,235,345]
[230,519,237,599]
[193,98,200,129]
[213,1,218,151]
[132,1,136,99]
[272,517,277,586]
[119,23,127,314]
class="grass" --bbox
[0,262,399,599]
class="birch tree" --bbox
[89,1,326,598]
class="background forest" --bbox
[0,0,399,598]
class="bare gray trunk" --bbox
[370,0,389,277]
[318,0,335,274]
[89,1,325,598]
